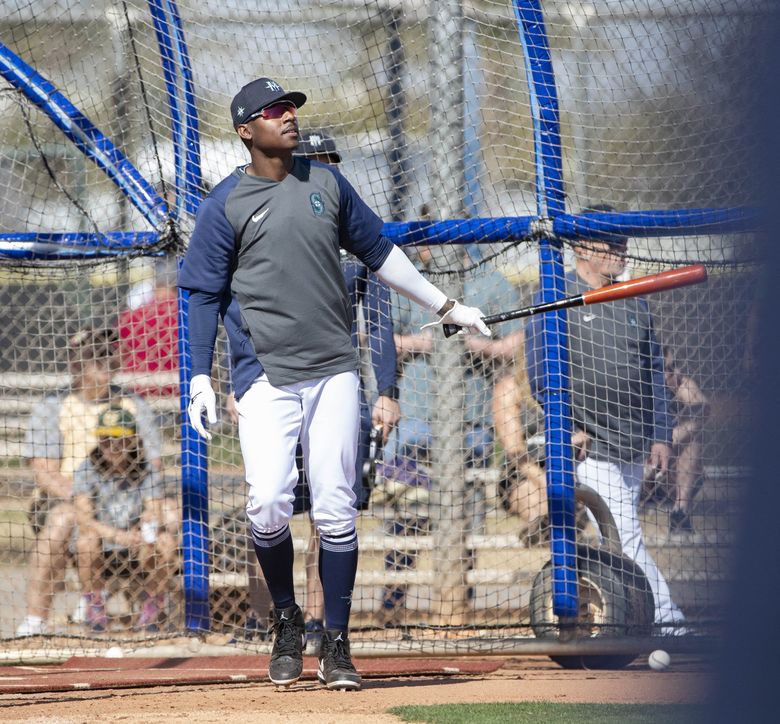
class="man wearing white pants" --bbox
[238,372,361,538]
[576,457,683,625]
[179,77,490,690]
[525,204,686,631]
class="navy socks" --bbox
[319,528,358,631]
[251,525,296,610]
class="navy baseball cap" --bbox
[230,77,307,128]
[294,129,342,163]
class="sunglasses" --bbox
[245,101,297,122]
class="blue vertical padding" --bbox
[165,0,203,218]
[148,0,209,631]
[536,238,578,618]
[176,283,210,632]
[513,0,578,617]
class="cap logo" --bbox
[236,106,245,118]
[102,409,122,428]
[310,192,324,217]
[307,134,323,147]
[265,80,282,92]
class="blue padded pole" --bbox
[148,0,209,632]
[176,281,210,633]
[162,0,203,217]
[0,43,167,230]
[382,217,535,244]
[513,0,578,618]
[148,0,183,219]
[552,207,756,239]
[0,232,160,259]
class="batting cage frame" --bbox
[0,0,757,663]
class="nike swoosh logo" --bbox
[582,314,595,322]
[251,208,269,224]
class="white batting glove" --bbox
[188,374,217,440]
[421,300,492,337]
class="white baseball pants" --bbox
[577,456,686,626]
[236,371,360,537]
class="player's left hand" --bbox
[188,374,217,440]
[372,396,401,442]
[421,300,491,337]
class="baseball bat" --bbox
[443,263,707,337]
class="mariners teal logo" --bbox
[310,192,324,216]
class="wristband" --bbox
[436,299,457,318]
[378,385,400,401]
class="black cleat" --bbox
[317,629,362,691]
[268,604,305,686]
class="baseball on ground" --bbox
[648,649,671,671]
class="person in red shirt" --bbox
[118,263,179,398]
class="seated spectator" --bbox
[384,244,521,471]
[15,328,162,637]
[663,346,710,535]
[73,407,178,632]
[371,451,432,626]
[491,361,549,543]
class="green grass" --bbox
[388,703,705,724]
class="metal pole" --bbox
[382,6,408,223]
[427,0,470,624]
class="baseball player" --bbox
[233,129,401,649]
[178,77,489,690]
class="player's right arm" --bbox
[326,167,489,336]
[178,189,238,439]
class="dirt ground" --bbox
[0,655,711,723]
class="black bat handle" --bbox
[441,294,584,338]
[442,311,514,337]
